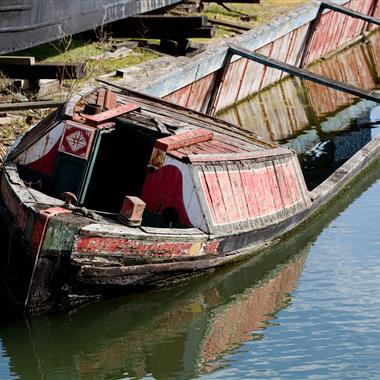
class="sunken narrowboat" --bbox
[0,83,378,315]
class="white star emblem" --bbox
[66,130,87,152]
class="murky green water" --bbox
[1,31,380,380]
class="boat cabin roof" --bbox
[65,85,279,158]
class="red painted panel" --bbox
[228,168,250,221]
[216,58,248,111]
[141,164,191,226]
[198,162,304,226]
[25,140,60,176]
[75,236,219,256]
[281,161,301,206]
[304,0,376,65]
[239,169,260,220]
[76,237,194,257]
[216,170,241,222]
[199,169,230,224]
[186,73,215,113]
[164,85,192,107]
[256,165,275,216]
[264,163,283,212]
[273,163,293,209]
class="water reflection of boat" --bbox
[0,240,309,379]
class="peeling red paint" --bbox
[142,164,192,226]
[29,207,71,257]
[74,236,215,257]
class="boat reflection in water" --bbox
[0,232,310,379]
[218,30,380,188]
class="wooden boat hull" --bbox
[1,85,380,315]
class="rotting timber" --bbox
[1,78,380,315]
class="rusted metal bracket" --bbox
[227,43,380,103]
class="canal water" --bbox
[1,33,380,380]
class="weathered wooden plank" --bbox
[227,162,251,225]
[207,18,251,31]
[156,128,213,152]
[239,164,261,226]
[199,165,229,225]
[0,100,65,112]
[0,56,35,65]
[128,15,208,28]
[227,44,380,103]
[99,80,275,148]
[217,165,241,224]
[264,161,283,213]
[82,103,140,125]
[0,62,86,80]
[109,25,216,39]
[186,147,291,163]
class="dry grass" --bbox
[203,0,310,38]
[13,39,160,80]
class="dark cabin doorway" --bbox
[83,124,155,213]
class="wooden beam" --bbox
[0,63,86,80]
[322,0,380,26]
[128,15,207,28]
[0,100,65,112]
[108,26,216,39]
[227,43,380,103]
[208,18,251,31]
[0,56,35,65]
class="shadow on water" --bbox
[1,157,380,379]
